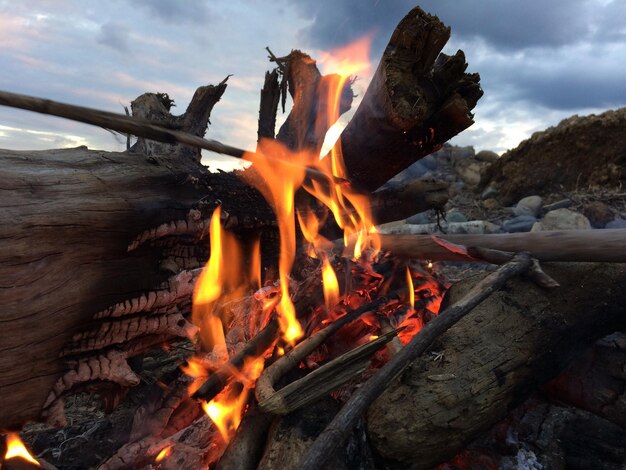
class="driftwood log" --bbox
[0,3,480,431]
[366,262,626,469]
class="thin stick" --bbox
[255,290,404,405]
[0,89,343,186]
[192,318,279,402]
[298,253,532,470]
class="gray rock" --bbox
[406,210,432,225]
[513,195,543,217]
[454,159,485,186]
[420,154,439,170]
[606,218,626,229]
[531,208,592,231]
[481,185,498,200]
[475,150,499,163]
[446,210,468,223]
[503,215,537,233]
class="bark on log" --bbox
[336,6,482,191]
[366,262,626,469]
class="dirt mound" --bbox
[485,108,626,205]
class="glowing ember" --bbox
[155,445,172,462]
[4,433,40,466]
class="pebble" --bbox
[606,218,626,229]
[481,185,498,200]
[582,201,613,228]
[482,198,500,211]
[531,208,591,231]
[503,215,537,233]
[406,210,433,225]
[446,210,468,223]
[540,198,574,214]
[475,150,499,163]
[513,195,543,217]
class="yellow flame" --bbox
[406,267,415,312]
[4,433,40,466]
[155,445,172,462]
[243,139,315,344]
[202,357,265,443]
[321,255,339,310]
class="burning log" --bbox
[298,253,532,470]
[364,262,626,469]
[336,6,482,191]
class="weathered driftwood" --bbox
[255,291,404,409]
[365,262,626,469]
[298,253,532,470]
[335,5,482,191]
[259,328,402,415]
[0,81,277,430]
[372,229,626,262]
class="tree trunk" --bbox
[366,262,626,469]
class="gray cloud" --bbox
[132,0,212,24]
[97,22,131,52]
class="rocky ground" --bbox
[385,107,626,237]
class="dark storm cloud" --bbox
[288,0,617,53]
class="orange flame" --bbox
[317,33,374,77]
[243,139,316,344]
[321,255,339,310]
[202,357,264,443]
[4,433,40,466]
[155,445,172,463]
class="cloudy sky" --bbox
[1,0,625,171]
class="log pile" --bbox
[1,4,625,470]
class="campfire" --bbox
[1,5,625,470]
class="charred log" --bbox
[366,262,626,469]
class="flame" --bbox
[181,356,208,395]
[4,433,40,466]
[243,139,316,344]
[321,255,339,310]
[317,33,374,77]
[155,445,172,463]
[202,357,264,443]
[406,267,415,311]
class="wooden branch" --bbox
[335,6,482,191]
[192,318,279,402]
[0,89,341,187]
[255,291,404,407]
[259,328,402,415]
[374,229,626,262]
[257,69,281,141]
[297,253,532,470]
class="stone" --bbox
[531,208,592,231]
[606,218,626,229]
[445,210,467,223]
[481,185,498,200]
[454,159,485,186]
[406,210,433,225]
[475,150,499,163]
[503,215,537,233]
[482,198,500,211]
[513,195,543,217]
[582,201,613,228]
